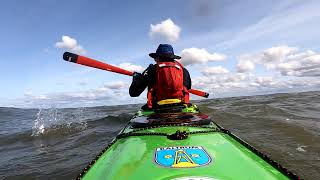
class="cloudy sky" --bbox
[1,0,320,108]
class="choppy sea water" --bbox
[0,91,319,179]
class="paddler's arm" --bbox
[183,68,191,90]
[129,64,155,97]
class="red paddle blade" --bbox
[189,89,209,98]
[63,52,134,76]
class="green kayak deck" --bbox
[77,105,299,180]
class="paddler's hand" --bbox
[132,72,143,81]
[129,72,146,97]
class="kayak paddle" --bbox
[63,52,209,98]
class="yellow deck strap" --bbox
[157,99,181,105]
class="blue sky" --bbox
[1,0,320,108]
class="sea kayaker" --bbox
[129,44,191,109]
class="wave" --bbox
[0,91,319,180]
[0,114,132,148]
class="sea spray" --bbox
[32,106,59,136]
[32,106,87,136]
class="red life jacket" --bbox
[147,61,189,108]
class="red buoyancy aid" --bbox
[147,61,189,108]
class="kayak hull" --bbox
[78,105,299,180]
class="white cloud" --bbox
[260,46,297,65]
[180,48,226,66]
[277,61,301,75]
[279,64,320,77]
[192,73,251,90]
[103,81,128,90]
[23,91,51,101]
[11,72,320,108]
[239,45,320,77]
[281,51,320,77]
[237,45,297,69]
[254,76,275,87]
[118,63,144,73]
[34,95,51,100]
[55,35,86,54]
[17,81,134,108]
[192,69,320,98]
[201,66,229,75]
[149,19,181,42]
[237,60,255,73]
[24,90,33,97]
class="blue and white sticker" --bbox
[154,146,211,168]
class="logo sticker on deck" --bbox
[154,146,211,168]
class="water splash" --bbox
[296,145,307,152]
[32,106,87,136]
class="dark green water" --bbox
[0,91,319,179]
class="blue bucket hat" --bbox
[149,44,181,59]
